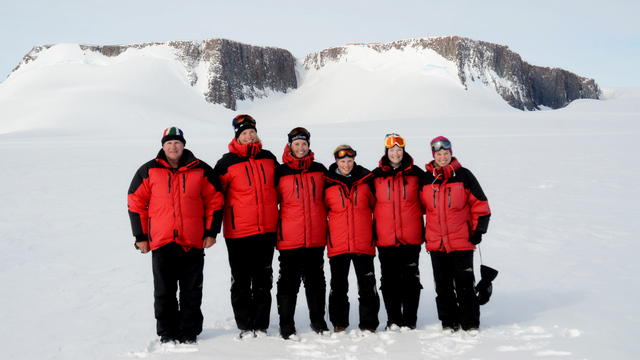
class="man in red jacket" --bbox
[128,127,224,344]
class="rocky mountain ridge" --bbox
[14,37,599,111]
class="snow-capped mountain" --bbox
[8,36,599,113]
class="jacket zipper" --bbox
[354,186,358,206]
[387,180,390,200]
[230,206,236,229]
[339,187,345,208]
[260,164,267,184]
[433,190,437,208]
[245,166,252,186]
[311,177,316,202]
[295,177,300,198]
[167,174,171,193]
[448,188,451,207]
[183,173,186,193]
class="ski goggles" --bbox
[334,148,357,160]
[431,139,452,152]
[289,127,310,141]
[232,114,256,129]
[384,133,406,148]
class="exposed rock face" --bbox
[17,39,298,111]
[15,37,599,111]
[304,36,600,110]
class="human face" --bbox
[290,139,309,159]
[237,129,257,145]
[433,149,452,168]
[387,146,404,166]
[336,157,355,176]
[163,140,184,167]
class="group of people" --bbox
[127,114,491,344]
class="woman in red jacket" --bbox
[275,127,329,340]
[420,136,491,336]
[372,133,425,331]
[213,115,279,339]
[324,145,380,333]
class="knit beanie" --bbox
[288,127,310,146]
[233,114,257,139]
[430,135,452,158]
[161,127,186,145]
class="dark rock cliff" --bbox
[16,39,298,111]
[304,36,600,110]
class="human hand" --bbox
[136,240,150,254]
[203,236,217,249]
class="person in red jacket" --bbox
[372,133,425,331]
[213,115,279,339]
[275,127,329,340]
[127,127,224,344]
[324,145,380,333]
[420,136,491,336]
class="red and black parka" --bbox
[127,149,224,251]
[372,152,425,247]
[420,157,491,253]
[323,163,376,258]
[213,138,279,239]
[275,145,328,250]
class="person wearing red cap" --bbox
[420,136,491,336]
[372,133,425,331]
[213,115,279,339]
[127,127,224,344]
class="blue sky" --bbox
[2,0,638,87]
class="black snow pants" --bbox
[328,253,380,330]
[152,242,205,339]
[225,233,277,331]
[429,250,480,330]
[276,246,329,336]
[378,244,423,329]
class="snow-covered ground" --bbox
[1,43,639,359]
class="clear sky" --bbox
[2,0,638,87]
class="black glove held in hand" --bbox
[470,231,483,245]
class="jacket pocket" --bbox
[230,206,236,229]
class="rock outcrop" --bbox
[16,39,298,111]
[304,36,600,110]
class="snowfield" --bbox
[0,43,639,359]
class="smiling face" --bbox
[290,139,309,159]
[237,128,257,145]
[336,157,355,176]
[162,140,184,167]
[387,146,404,166]
[433,149,452,168]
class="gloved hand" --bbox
[469,231,483,245]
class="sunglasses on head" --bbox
[431,140,452,152]
[384,133,406,148]
[334,148,357,160]
[232,114,256,129]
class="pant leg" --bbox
[225,237,254,330]
[450,250,480,330]
[430,250,459,328]
[328,254,351,328]
[251,233,276,330]
[399,244,422,328]
[301,247,328,331]
[152,243,181,337]
[353,254,380,330]
[177,247,205,337]
[276,247,304,335]
[378,246,403,327]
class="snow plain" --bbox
[0,42,639,359]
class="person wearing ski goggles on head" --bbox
[274,127,330,340]
[372,133,425,332]
[213,114,279,339]
[323,145,380,334]
[420,136,491,336]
